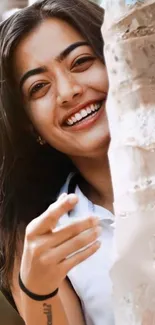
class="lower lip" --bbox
[64,103,105,131]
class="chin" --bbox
[80,133,110,156]
[89,128,110,146]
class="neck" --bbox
[71,147,114,213]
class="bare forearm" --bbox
[16,195,98,325]
[21,295,69,325]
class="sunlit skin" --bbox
[13,17,113,211]
[13,18,109,159]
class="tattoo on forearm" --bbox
[43,303,52,325]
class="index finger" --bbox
[26,194,78,237]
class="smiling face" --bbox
[13,18,109,159]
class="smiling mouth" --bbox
[65,101,103,127]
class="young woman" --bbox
[0,0,114,324]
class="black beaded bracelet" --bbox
[18,273,59,301]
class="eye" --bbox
[71,55,96,71]
[29,82,49,98]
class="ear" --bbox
[27,124,46,145]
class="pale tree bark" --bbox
[102,0,155,324]
[28,0,36,4]
[0,0,27,12]
[28,0,101,4]
[0,0,27,20]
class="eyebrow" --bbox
[19,41,89,90]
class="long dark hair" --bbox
[0,0,104,294]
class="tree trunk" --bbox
[0,1,27,21]
[102,1,155,324]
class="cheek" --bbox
[27,95,56,127]
[88,64,109,92]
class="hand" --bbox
[20,193,101,296]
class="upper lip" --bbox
[61,96,107,125]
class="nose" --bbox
[56,72,83,106]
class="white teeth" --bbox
[90,104,95,112]
[68,119,73,125]
[93,104,99,111]
[72,116,77,123]
[66,102,101,126]
[81,109,87,118]
[87,107,91,114]
[75,113,81,121]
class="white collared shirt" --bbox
[58,174,115,325]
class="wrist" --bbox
[19,273,59,301]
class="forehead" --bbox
[13,18,85,76]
